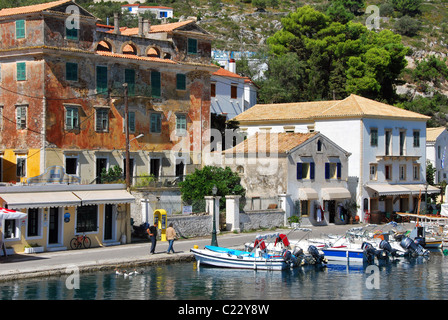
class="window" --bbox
[27,208,40,237]
[4,219,17,239]
[399,130,406,156]
[16,20,25,39]
[76,205,98,233]
[65,105,79,130]
[150,158,161,178]
[176,114,187,136]
[95,108,109,132]
[96,66,108,94]
[151,71,161,98]
[66,62,78,81]
[399,164,406,181]
[413,130,420,147]
[150,113,162,133]
[176,74,186,90]
[325,162,342,179]
[413,164,420,180]
[187,38,197,54]
[385,164,392,180]
[16,105,27,130]
[231,84,237,99]
[66,26,78,40]
[17,62,26,81]
[385,129,392,156]
[370,164,377,181]
[17,156,26,177]
[317,139,322,152]
[125,69,135,96]
[126,111,135,133]
[438,146,441,159]
[65,157,77,175]
[370,128,378,146]
[296,162,315,180]
[211,83,216,97]
[301,200,309,217]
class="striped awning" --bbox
[0,191,81,209]
[402,184,440,195]
[298,188,319,200]
[366,184,440,196]
[320,187,351,200]
[73,189,135,205]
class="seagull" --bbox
[115,268,124,276]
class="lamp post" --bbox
[123,83,130,192]
[211,185,218,247]
[425,181,429,215]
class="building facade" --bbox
[233,94,439,220]
[0,0,217,185]
[121,4,174,20]
[426,127,448,184]
[221,132,352,226]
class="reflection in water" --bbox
[0,253,447,300]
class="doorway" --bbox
[96,158,108,184]
[327,200,336,223]
[48,207,60,244]
[104,204,114,241]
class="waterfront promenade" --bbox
[0,223,414,282]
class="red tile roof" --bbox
[95,50,176,64]
[0,0,72,17]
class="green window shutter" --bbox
[125,69,135,96]
[66,62,78,81]
[176,74,186,90]
[66,107,79,130]
[17,62,26,81]
[150,113,161,133]
[96,108,109,131]
[176,114,187,135]
[96,66,108,94]
[187,38,197,54]
[151,71,161,98]
[66,26,78,40]
[128,111,135,133]
[16,20,25,39]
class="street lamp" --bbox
[211,185,218,247]
[425,181,429,215]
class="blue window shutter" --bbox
[310,162,315,180]
[296,163,303,180]
[337,163,341,179]
[325,163,330,179]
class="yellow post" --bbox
[154,209,167,241]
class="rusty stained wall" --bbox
[44,53,211,156]
[171,33,212,65]
[0,17,44,50]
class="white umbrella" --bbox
[0,207,27,220]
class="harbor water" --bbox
[0,251,447,300]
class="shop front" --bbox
[0,184,135,254]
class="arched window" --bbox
[146,47,160,58]
[96,40,112,52]
[123,43,137,55]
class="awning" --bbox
[365,184,412,196]
[321,187,351,200]
[402,184,440,195]
[298,188,318,200]
[0,207,27,220]
[0,192,81,209]
[73,189,135,205]
[366,184,440,196]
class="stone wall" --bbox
[239,210,285,231]
[168,215,212,238]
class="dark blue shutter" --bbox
[310,162,315,180]
[325,163,330,179]
[337,163,341,179]
[296,163,303,180]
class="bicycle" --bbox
[70,232,92,250]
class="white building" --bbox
[426,127,448,184]
[211,59,257,120]
[121,4,174,19]
[233,94,440,220]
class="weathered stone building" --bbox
[0,0,217,184]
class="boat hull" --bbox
[190,246,291,271]
[321,247,364,263]
[424,240,443,249]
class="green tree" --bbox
[391,0,422,16]
[265,6,409,103]
[179,166,245,210]
[394,15,421,36]
[411,55,448,90]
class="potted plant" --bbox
[24,243,44,254]
[288,215,301,228]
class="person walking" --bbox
[148,222,158,254]
[166,223,177,254]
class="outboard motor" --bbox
[282,249,298,267]
[308,245,327,265]
[379,240,400,258]
[399,236,428,257]
[292,247,304,258]
[362,242,376,264]
[414,237,426,248]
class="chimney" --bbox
[114,13,120,35]
[143,19,151,36]
[138,16,144,37]
[229,58,236,74]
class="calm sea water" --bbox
[1,252,448,300]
